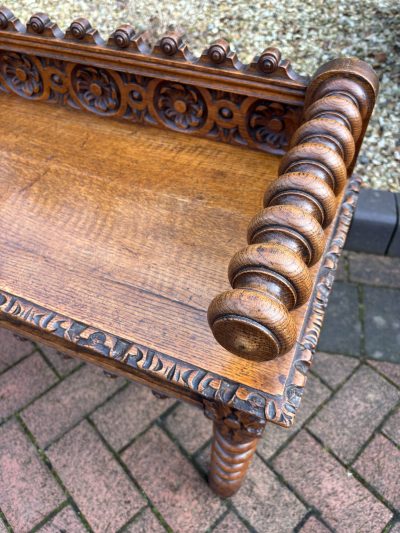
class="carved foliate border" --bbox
[279,175,362,426]
[0,175,361,429]
[0,7,305,155]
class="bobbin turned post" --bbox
[209,421,259,498]
[204,401,265,498]
[207,58,378,362]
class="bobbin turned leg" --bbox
[209,421,259,498]
[203,401,265,498]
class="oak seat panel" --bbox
[0,93,302,394]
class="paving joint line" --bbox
[266,359,366,465]
[0,346,36,377]
[155,419,258,532]
[364,360,400,390]
[116,400,180,455]
[157,420,210,484]
[304,427,397,514]
[0,507,13,533]
[36,343,85,380]
[30,378,130,451]
[0,361,90,428]
[115,506,156,533]
[204,508,230,533]
[28,500,69,533]
[15,414,94,533]
[349,399,400,464]
[264,386,336,466]
[86,417,173,533]
[257,452,311,514]
[293,509,335,533]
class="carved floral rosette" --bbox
[0,49,301,154]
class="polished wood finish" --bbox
[210,426,258,498]
[0,7,307,157]
[0,7,378,498]
[204,401,263,498]
[208,58,378,362]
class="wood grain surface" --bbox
[0,93,289,394]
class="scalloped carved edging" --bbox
[0,175,360,429]
[0,8,308,85]
[279,174,362,425]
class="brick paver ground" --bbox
[0,252,399,532]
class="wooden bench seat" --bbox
[1,94,285,392]
[0,7,378,499]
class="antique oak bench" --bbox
[0,8,378,498]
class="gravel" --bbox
[7,0,400,191]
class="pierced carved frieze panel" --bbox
[0,51,43,98]
[0,50,302,154]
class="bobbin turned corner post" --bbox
[207,58,378,497]
[207,57,378,365]
[204,401,265,499]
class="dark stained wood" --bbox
[0,8,379,498]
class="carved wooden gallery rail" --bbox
[0,6,378,499]
[0,7,308,155]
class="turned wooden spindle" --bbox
[209,424,258,497]
[208,59,377,362]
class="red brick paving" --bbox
[258,374,331,461]
[0,353,58,421]
[21,365,123,447]
[308,365,399,463]
[212,512,249,532]
[122,426,224,532]
[0,420,64,532]
[90,381,174,451]
[165,402,212,454]
[232,455,306,532]
[124,507,166,532]
[0,330,34,372]
[0,318,399,531]
[354,433,400,508]
[273,430,393,532]
[47,420,145,532]
[312,351,359,389]
[300,515,331,532]
[39,345,82,377]
[369,359,400,387]
[0,228,398,531]
[38,506,87,533]
[383,408,400,445]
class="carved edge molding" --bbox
[0,175,360,429]
[0,7,308,96]
[280,174,362,425]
